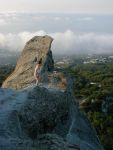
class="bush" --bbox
[0,65,15,86]
[87,112,113,150]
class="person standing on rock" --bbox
[34,58,42,85]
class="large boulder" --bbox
[0,84,104,150]
[2,35,54,90]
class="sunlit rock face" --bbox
[2,35,54,90]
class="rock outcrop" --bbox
[0,35,104,150]
[2,35,54,90]
[0,84,104,150]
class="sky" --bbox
[0,0,113,14]
[0,0,113,55]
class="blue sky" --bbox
[0,1,113,54]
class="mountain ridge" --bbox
[0,35,104,150]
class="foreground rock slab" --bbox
[0,85,104,150]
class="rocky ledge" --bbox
[0,36,104,150]
[0,84,103,150]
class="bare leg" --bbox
[36,79,39,85]
[35,75,40,86]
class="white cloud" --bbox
[2,12,17,17]
[0,12,18,24]
[54,16,70,21]
[78,17,94,21]
[0,30,113,55]
[65,17,70,21]
[51,31,113,54]
[54,17,61,21]
[0,31,46,51]
[0,18,6,25]
[32,15,46,21]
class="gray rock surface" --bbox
[0,85,104,150]
[1,35,104,150]
[2,35,54,90]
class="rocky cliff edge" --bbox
[0,36,104,150]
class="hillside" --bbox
[0,36,104,150]
[66,63,113,150]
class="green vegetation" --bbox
[0,62,113,150]
[0,65,15,87]
[87,112,113,150]
[68,64,113,99]
[67,63,113,150]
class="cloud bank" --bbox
[0,30,113,55]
